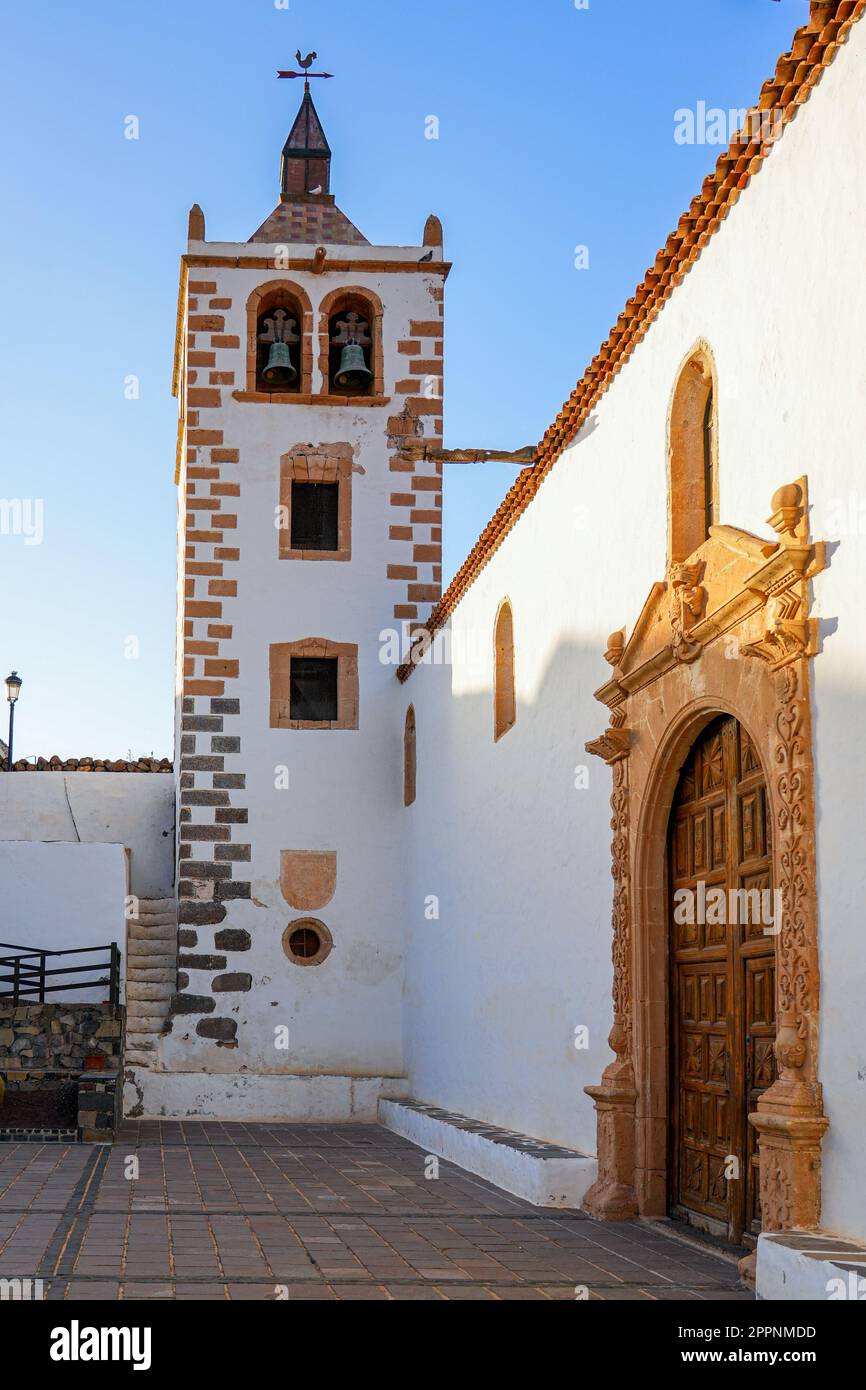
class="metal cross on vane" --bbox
[277,50,334,89]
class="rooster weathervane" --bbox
[277,50,334,91]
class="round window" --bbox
[282,918,333,967]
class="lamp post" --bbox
[5,671,22,770]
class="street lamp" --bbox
[5,671,22,770]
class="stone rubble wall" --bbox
[0,999,122,1070]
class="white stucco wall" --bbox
[399,12,866,1242]
[0,840,128,1001]
[0,772,175,899]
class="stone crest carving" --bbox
[668,561,706,664]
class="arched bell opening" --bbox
[255,291,303,393]
[327,296,375,395]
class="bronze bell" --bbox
[334,340,373,390]
[262,340,297,386]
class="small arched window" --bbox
[404,705,416,807]
[327,296,375,396]
[256,290,303,394]
[494,601,516,741]
[668,344,718,564]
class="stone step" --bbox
[127,950,176,969]
[122,901,175,1070]
[128,934,176,951]
[127,925,177,946]
[128,916,176,934]
[126,1017,166,1034]
[125,1048,157,1067]
[126,978,173,1000]
[136,898,177,914]
[127,964,176,981]
[127,967,175,985]
[126,1000,170,1023]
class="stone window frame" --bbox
[281,917,334,967]
[403,704,416,807]
[269,638,359,731]
[278,444,352,563]
[317,285,386,401]
[493,599,516,741]
[667,340,719,566]
[245,279,314,396]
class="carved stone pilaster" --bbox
[748,1111,829,1232]
[747,657,826,1229]
[583,757,638,1219]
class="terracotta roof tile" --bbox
[249,195,368,246]
[398,0,865,681]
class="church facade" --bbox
[6,0,862,1301]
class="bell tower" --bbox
[141,61,449,1119]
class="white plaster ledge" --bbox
[379,1099,596,1208]
[124,1070,408,1122]
[757,1230,866,1301]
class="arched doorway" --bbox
[667,713,776,1246]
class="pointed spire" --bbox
[281,85,331,196]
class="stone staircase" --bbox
[125,897,177,1068]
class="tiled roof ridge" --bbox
[1,756,173,772]
[398,0,864,682]
[248,196,369,246]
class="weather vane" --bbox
[277,50,334,91]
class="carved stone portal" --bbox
[584,479,827,1235]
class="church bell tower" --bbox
[145,60,448,1117]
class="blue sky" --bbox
[0,0,808,759]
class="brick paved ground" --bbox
[0,1122,753,1301]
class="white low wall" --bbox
[380,1099,597,1208]
[126,1070,409,1121]
[757,1232,866,1302]
[0,840,128,1002]
[0,772,174,899]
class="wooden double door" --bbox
[668,715,776,1246]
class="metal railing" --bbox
[0,942,120,1007]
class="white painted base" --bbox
[757,1231,866,1301]
[124,1070,408,1122]
[379,1099,596,1208]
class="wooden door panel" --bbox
[669,715,776,1246]
[745,955,776,1233]
[710,803,727,870]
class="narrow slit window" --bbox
[703,385,715,540]
[289,658,338,722]
[494,602,516,741]
[404,705,417,807]
[291,481,339,551]
[669,346,717,563]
